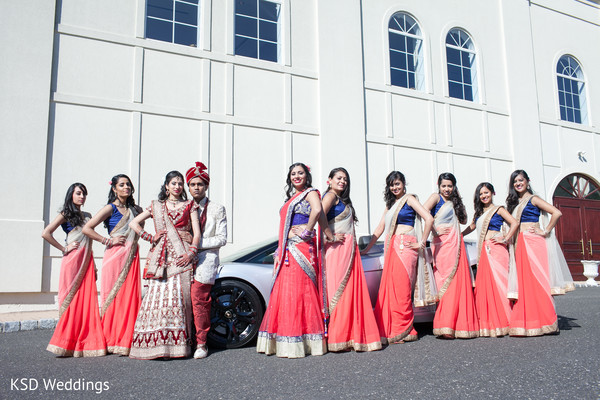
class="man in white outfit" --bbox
[185,162,227,359]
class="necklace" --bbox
[114,200,126,207]
[167,197,181,205]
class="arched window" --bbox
[388,13,425,90]
[557,55,587,124]
[445,28,478,102]
[554,174,600,200]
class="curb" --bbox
[0,318,58,334]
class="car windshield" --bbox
[221,238,279,264]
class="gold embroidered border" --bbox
[328,236,355,313]
[328,340,382,352]
[58,241,93,319]
[435,204,462,299]
[107,345,130,356]
[101,242,138,316]
[380,324,418,345]
[479,327,509,337]
[129,345,191,360]
[508,319,558,337]
[46,344,107,358]
[433,327,479,339]
[477,206,501,261]
[256,336,327,358]
[551,283,575,295]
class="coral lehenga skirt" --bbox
[509,232,558,336]
[475,240,511,337]
[324,234,381,351]
[432,227,479,339]
[374,234,419,344]
[47,235,107,357]
[100,241,141,355]
[257,237,327,358]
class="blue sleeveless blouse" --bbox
[488,212,504,231]
[520,200,540,223]
[106,204,123,233]
[61,221,75,234]
[396,203,416,227]
[431,195,445,217]
[326,199,345,221]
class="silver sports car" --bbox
[208,237,477,348]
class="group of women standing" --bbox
[42,171,202,359]
[258,165,575,358]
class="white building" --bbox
[2,0,599,311]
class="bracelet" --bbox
[300,229,315,240]
[140,230,154,242]
[189,245,198,254]
[102,237,110,246]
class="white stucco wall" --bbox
[1,0,599,310]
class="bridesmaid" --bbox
[321,167,381,352]
[423,172,479,339]
[83,174,143,355]
[462,182,518,337]
[257,163,333,358]
[505,170,575,336]
[361,171,436,344]
[42,183,107,357]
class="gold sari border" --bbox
[433,327,479,339]
[46,344,107,358]
[59,239,93,319]
[508,320,558,337]
[479,327,509,337]
[328,340,382,352]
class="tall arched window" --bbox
[445,28,478,102]
[557,55,587,124]
[388,13,424,91]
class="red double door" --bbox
[554,197,600,281]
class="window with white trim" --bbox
[146,0,200,46]
[234,0,280,63]
[557,55,587,124]
[388,13,425,90]
[445,28,478,102]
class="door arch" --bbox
[553,173,600,281]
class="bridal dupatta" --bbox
[257,189,327,358]
[431,200,479,338]
[100,207,141,355]
[47,220,107,357]
[508,195,575,336]
[474,206,511,337]
[323,199,381,352]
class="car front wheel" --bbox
[207,279,265,349]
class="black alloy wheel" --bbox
[207,279,265,349]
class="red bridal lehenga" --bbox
[47,219,107,357]
[508,194,575,336]
[374,194,438,344]
[129,200,197,359]
[473,206,511,337]
[431,197,479,338]
[100,205,142,355]
[323,197,381,352]
[257,189,327,358]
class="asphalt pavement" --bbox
[1,288,599,399]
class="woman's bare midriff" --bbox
[393,224,415,236]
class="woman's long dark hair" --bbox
[60,183,87,228]
[438,172,467,223]
[506,169,532,213]
[384,171,406,210]
[472,182,495,222]
[324,167,357,223]
[158,171,187,201]
[105,174,140,229]
[285,163,312,200]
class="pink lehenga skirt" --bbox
[257,238,327,358]
[324,235,381,351]
[100,242,142,355]
[47,247,107,357]
[432,229,479,339]
[509,232,558,336]
[475,240,511,337]
[374,234,419,344]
